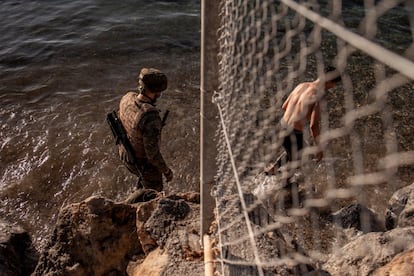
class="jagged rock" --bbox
[372,248,414,276]
[145,196,191,248]
[31,192,205,276]
[33,196,141,276]
[136,198,160,255]
[397,202,414,228]
[328,203,384,232]
[128,247,169,276]
[174,191,200,204]
[302,270,331,276]
[137,193,204,275]
[323,227,414,276]
[385,183,414,230]
[0,220,39,275]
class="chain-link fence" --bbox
[209,0,414,275]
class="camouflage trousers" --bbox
[122,160,163,192]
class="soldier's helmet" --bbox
[138,68,168,92]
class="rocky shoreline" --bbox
[1,191,204,276]
[2,183,414,275]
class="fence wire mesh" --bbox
[211,0,414,275]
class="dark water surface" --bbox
[0,0,201,249]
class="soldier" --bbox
[118,68,173,192]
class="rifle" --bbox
[106,110,137,166]
[161,110,169,128]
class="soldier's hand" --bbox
[164,168,173,182]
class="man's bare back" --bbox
[282,79,321,142]
[264,67,340,175]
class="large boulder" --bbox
[385,182,414,230]
[136,197,160,255]
[145,196,191,248]
[373,248,414,276]
[33,196,141,276]
[397,202,414,228]
[128,247,169,276]
[323,227,414,276]
[0,220,39,275]
[130,192,204,276]
[329,203,384,232]
[32,191,204,276]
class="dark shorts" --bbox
[283,129,304,162]
[276,129,304,168]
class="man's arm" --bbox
[310,103,323,161]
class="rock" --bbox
[385,182,414,230]
[373,248,414,276]
[174,191,200,204]
[128,247,169,276]
[31,192,205,275]
[33,196,141,276]
[0,220,39,275]
[397,202,414,228]
[136,198,160,255]
[329,203,384,232]
[323,227,414,276]
[302,270,332,276]
[145,197,191,248]
[147,193,204,275]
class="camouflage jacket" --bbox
[118,92,169,173]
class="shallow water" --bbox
[0,0,201,249]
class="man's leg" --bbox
[264,135,291,175]
[282,134,293,165]
[292,129,304,161]
[122,160,146,189]
[264,130,303,175]
[284,130,304,186]
[270,131,304,177]
[283,130,304,165]
[141,163,163,192]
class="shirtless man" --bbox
[265,67,341,175]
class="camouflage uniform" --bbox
[118,69,171,191]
